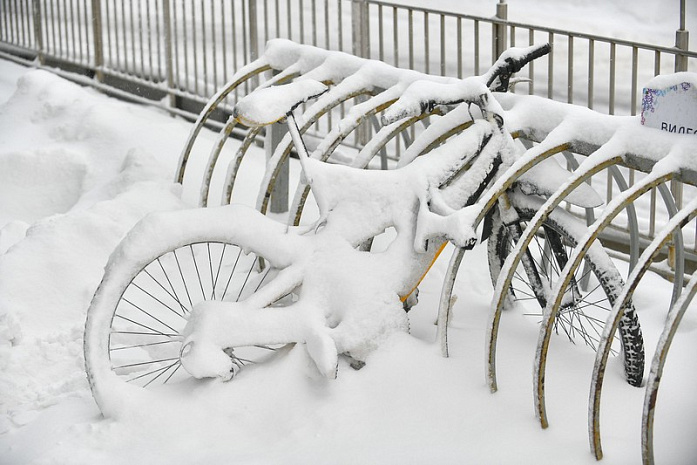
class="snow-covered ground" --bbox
[1,4,697,463]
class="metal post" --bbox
[493,1,507,62]
[267,123,289,213]
[248,0,259,88]
[91,0,104,81]
[351,0,369,58]
[162,0,176,108]
[32,0,44,64]
[248,0,259,62]
[671,0,687,256]
[674,0,689,72]
[352,0,370,145]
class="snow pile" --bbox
[0,64,189,437]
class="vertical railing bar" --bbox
[286,0,291,40]
[528,28,534,94]
[439,14,445,76]
[211,0,217,89]
[0,0,7,42]
[76,0,83,61]
[107,0,116,70]
[392,6,398,67]
[156,0,163,79]
[32,0,45,63]
[77,0,83,60]
[547,31,554,99]
[588,38,594,109]
[648,50,661,238]
[474,19,479,75]
[129,0,137,74]
[69,0,76,61]
[629,46,638,187]
[337,0,342,51]
[9,0,16,44]
[5,0,12,43]
[567,35,573,103]
[456,16,462,78]
[631,46,638,116]
[200,0,208,96]
[424,11,429,74]
[263,0,268,41]
[49,0,56,56]
[378,4,383,61]
[232,1,239,99]
[609,42,616,115]
[311,0,316,46]
[137,0,144,77]
[241,0,247,64]
[55,0,62,58]
[83,0,90,61]
[274,0,279,42]
[162,0,175,106]
[182,0,189,93]
[299,0,304,43]
[19,0,27,46]
[510,24,515,47]
[91,0,103,80]
[192,0,199,95]
[221,0,228,86]
[147,0,154,81]
[408,8,413,70]
[173,0,181,91]
[324,0,329,49]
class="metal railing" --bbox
[1,0,695,271]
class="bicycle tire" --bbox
[487,198,644,386]
[84,205,302,417]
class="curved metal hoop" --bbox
[587,196,697,460]
[641,268,697,465]
[198,71,300,206]
[174,59,271,185]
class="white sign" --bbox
[641,72,697,135]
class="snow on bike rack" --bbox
[176,39,697,464]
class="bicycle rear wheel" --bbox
[487,201,644,386]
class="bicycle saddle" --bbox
[233,79,329,127]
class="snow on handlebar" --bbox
[381,43,550,126]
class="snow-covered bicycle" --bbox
[83,43,644,417]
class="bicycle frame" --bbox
[179,44,559,379]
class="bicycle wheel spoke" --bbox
[143,266,188,316]
[121,297,180,334]
[235,256,259,301]
[110,340,179,351]
[221,248,243,300]
[143,360,181,387]
[131,281,187,320]
[111,330,180,337]
[189,244,206,301]
[114,313,178,338]
[210,243,229,300]
[155,257,190,314]
[173,249,194,309]
[114,356,180,370]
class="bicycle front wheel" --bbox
[84,205,301,417]
[487,197,644,386]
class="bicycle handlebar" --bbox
[381,43,550,126]
[485,43,551,92]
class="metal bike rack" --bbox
[178,40,697,464]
